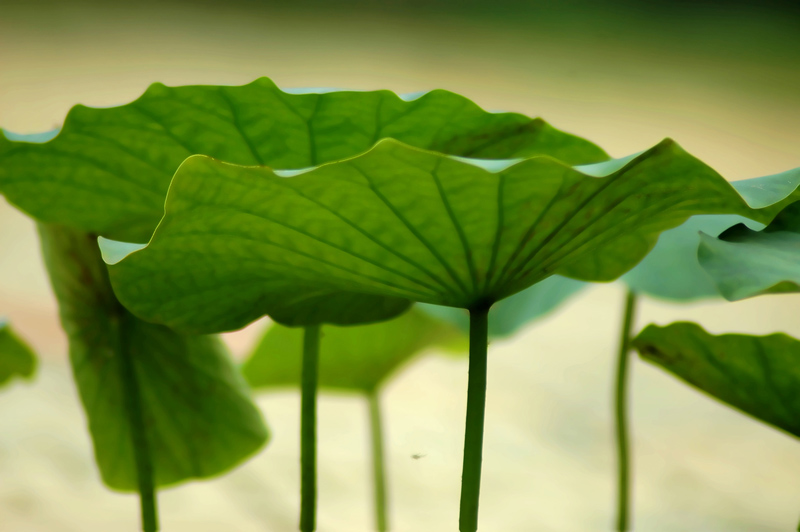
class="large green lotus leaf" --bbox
[0,319,37,387]
[418,275,586,338]
[242,307,464,394]
[0,78,607,244]
[633,322,800,439]
[698,198,800,301]
[39,223,268,491]
[103,138,767,334]
[620,214,762,301]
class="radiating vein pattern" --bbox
[0,77,607,243]
[107,138,763,334]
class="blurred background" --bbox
[1,0,800,530]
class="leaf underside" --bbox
[0,77,607,244]
[419,275,586,338]
[699,199,800,301]
[0,320,37,387]
[39,223,268,491]
[243,307,464,394]
[106,138,763,334]
[633,322,800,439]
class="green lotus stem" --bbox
[114,311,159,532]
[459,305,490,532]
[368,391,389,531]
[614,290,638,532]
[301,325,321,532]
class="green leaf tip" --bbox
[0,321,37,388]
[633,321,800,439]
[98,237,148,265]
[107,136,767,335]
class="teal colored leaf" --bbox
[419,275,586,338]
[0,78,607,244]
[729,167,800,210]
[104,138,766,334]
[633,322,800,439]
[621,214,763,301]
[699,198,800,301]
[0,319,37,387]
[243,307,465,394]
[39,223,268,491]
[620,166,800,301]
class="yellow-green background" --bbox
[1,1,799,530]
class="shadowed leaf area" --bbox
[633,322,800,439]
[0,320,37,387]
[418,275,586,337]
[0,77,607,244]
[699,196,800,301]
[105,138,766,333]
[243,307,465,394]
[39,223,268,491]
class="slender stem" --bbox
[300,325,321,532]
[115,312,159,532]
[368,391,389,532]
[459,305,490,532]
[614,290,638,532]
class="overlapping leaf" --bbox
[39,223,268,490]
[606,165,799,301]
[243,307,465,394]
[619,166,800,301]
[0,319,37,387]
[0,78,607,244]
[620,215,762,301]
[633,322,800,439]
[699,196,800,301]
[103,138,770,334]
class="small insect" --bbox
[411,453,426,460]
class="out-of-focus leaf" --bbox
[0,78,607,244]
[633,321,800,439]
[699,199,800,301]
[39,223,268,491]
[618,166,800,301]
[0,319,37,387]
[419,275,586,338]
[104,138,764,334]
[243,307,465,394]
[621,215,762,301]
[729,167,800,210]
